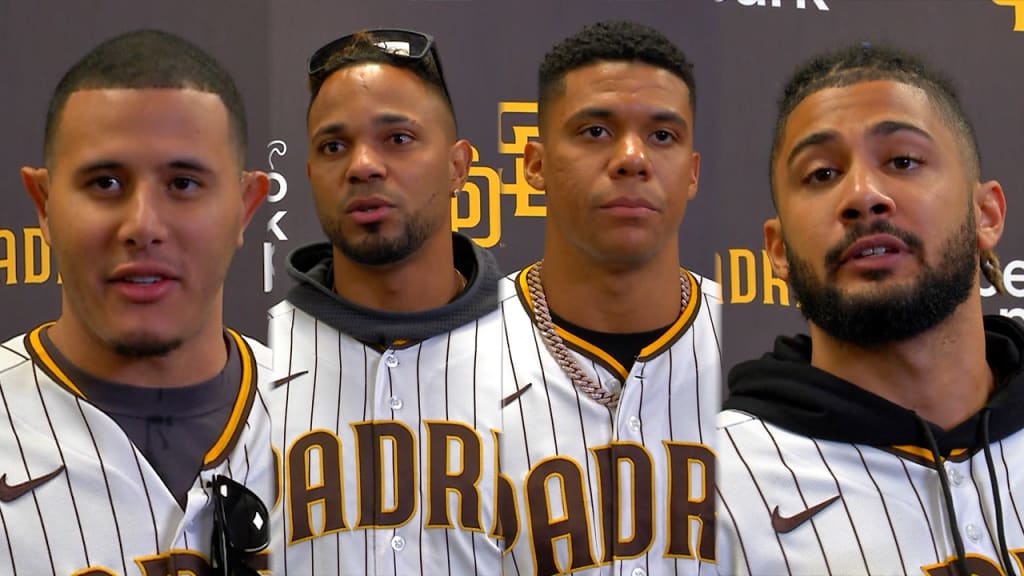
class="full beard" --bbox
[785,213,977,347]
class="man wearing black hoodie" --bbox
[266,29,503,575]
[717,44,1023,576]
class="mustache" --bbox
[823,220,924,272]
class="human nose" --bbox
[609,133,652,180]
[118,185,168,249]
[346,142,385,183]
[837,161,894,223]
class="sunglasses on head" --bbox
[307,28,452,104]
[208,474,270,576]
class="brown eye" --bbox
[651,130,675,143]
[805,167,838,184]
[319,140,344,155]
[170,177,199,192]
[889,156,922,170]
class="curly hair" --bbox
[537,20,695,131]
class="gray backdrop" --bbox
[2,0,1021,372]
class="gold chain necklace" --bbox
[526,260,690,411]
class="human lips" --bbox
[599,196,659,217]
[109,263,180,303]
[345,196,396,224]
[829,233,913,276]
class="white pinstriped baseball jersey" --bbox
[717,316,1024,576]
[0,325,276,576]
[498,263,722,576]
[268,239,503,576]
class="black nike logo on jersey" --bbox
[0,465,66,502]
[502,383,534,407]
[771,494,840,533]
[272,370,309,388]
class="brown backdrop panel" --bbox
[2,0,1021,376]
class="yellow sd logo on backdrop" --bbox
[994,0,1024,30]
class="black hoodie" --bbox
[725,315,1024,457]
[722,314,1024,574]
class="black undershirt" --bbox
[40,328,241,508]
[549,310,672,375]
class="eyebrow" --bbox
[74,159,214,178]
[566,106,690,131]
[311,113,419,140]
[785,120,934,168]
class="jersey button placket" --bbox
[945,463,964,487]
[964,523,982,543]
[391,535,406,551]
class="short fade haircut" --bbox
[307,31,456,130]
[770,42,981,201]
[44,29,248,166]
[771,43,1003,293]
[536,20,696,133]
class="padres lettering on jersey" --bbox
[268,302,504,576]
[498,265,722,576]
[0,325,276,576]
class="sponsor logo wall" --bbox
[2,0,1020,371]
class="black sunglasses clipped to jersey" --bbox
[306,28,452,105]
[208,474,270,576]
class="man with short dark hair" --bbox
[498,20,721,575]
[268,28,503,575]
[3,29,273,575]
[717,43,1024,575]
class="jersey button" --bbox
[946,465,964,487]
[631,568,646,576]
[628,416,641,432]
[965,523,982,543]
[391,535,406,551]
[384,353,399,368]
[388,396,404,410]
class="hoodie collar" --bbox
[724,315,1024,455]
[283,233,500,346]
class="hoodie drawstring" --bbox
[981,408,1016,576]
[917,415,969,576]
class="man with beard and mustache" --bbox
[716,44,1024,576]
[266,29,503,575]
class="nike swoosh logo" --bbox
[771,494,840,533]
[502,383,534,407]
[272,370,309,388]
[0,465,66,503]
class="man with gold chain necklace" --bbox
[496,20,722,576]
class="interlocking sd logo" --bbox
[994,0,1024,31]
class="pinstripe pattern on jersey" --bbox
[499,269,722,576]
[23,325,259,471]
[269,300,503,576]
[0,329,277,576]
[717,410,1024,575]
